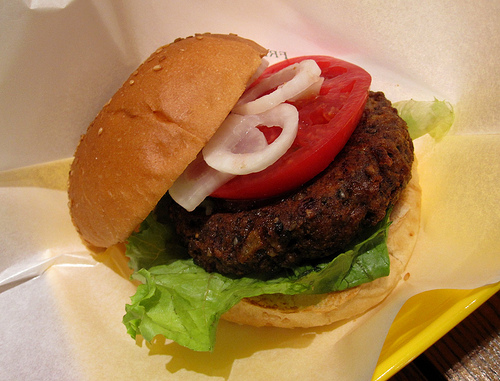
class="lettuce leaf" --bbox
[393,98,454,140]
[123,214,390,351]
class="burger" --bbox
[68,33,421,351]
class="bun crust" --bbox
[68,34,267,248]
[222,163,421,328]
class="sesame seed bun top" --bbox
[68,33,267,248]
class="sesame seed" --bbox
[132,70,139,76]
[158,55,166,61]
[129,79,135,85]
[98,127,103,135]
[156,47,163,53]
[153,64,162,71]
[196,35,204,40]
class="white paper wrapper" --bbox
[1,1,499,380]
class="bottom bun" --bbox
[221,162,421,328]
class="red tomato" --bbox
[211,56,371,200]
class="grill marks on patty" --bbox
[158,91,414,276]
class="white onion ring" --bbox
[169,103,298,211]
[232,59,322,115]
[168,154,235,212]
[202,103,299,175]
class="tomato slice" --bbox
[211,56,371,200]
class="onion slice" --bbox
[232,59,322,115]
[202,103,299,175]
[170,103,299,211]
[168,154,235,212]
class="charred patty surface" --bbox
[158,91,414,276]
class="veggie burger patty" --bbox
[158,91,414,276]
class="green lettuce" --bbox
[393,98,454,140]
[123,214,390,351]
